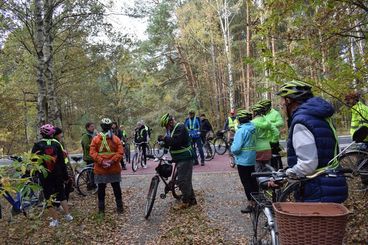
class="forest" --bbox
[1,0,367,153]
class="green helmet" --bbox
[251,103,267,114]
[258,99,272,108]
[237,109,252,120]
[276,81,313,100]
[160,113,172,127]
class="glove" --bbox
[102,160,112,168]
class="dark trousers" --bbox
[176,159,196,203]
[237,165,258,201]
[141,143,147,165]
[97,182,122,209]
[192,137,204,163]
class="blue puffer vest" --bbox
[287,97,348,203]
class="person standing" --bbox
[185,110,205,166]
[230,110,257,213]
[276,81,347,202]
[199,114,214,144]
[89,118,124,214]
[112,122,126,170]
[345,92,368,142]
[223,109,239,141]
[81,122,96,165]
[159,113,197,209]
[134,121,149,167]
[32,124,73,227]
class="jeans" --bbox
[192,137,204,163]
[176,159,196,203]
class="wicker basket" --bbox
[273,202,350,245]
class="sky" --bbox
[104,0,148,41]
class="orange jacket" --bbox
[90,132,124,175]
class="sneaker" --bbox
[143,164,147,169]
[154,158,159,162]
[65,214,74,221]
[189,198,197,206]
[49,219,60,227]
[240,205,253,214]
[117,206,124,214]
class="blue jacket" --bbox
[184,117,201,139]
[287,97,348,203]
[230,122,256,166]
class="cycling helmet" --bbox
[40,124,55,137]
[100,117,112,131]
[259,99,272,109]
[101,118,112,124]
[344,92,360,103]
[276,80,313,100]
[251,103,268,114]
[237,109,252,120]
[160,113,172,127]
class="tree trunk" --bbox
[35,0,47,128]
[245,0,251,108]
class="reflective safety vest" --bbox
[98,132,114,155]
[228,117,239,131]
[41,138,69,164]
[351,101,368,141]
[169,123,192,157]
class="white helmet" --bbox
[101,118,112,125]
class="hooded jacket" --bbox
[230,122,256,166]
[287,97,347,203]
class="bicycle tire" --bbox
[144,175,159,219]
[229,154,236,168]
[132,152,139,172]
[252,206,278,245]
[338,150,368,192]
[204,142,215,161]
[125,143,131,164]
[153,142,165,158]
[76,167,97,196]
[214,137,227,155]
[277,181,302,202]
[171,170,182,200]
[21,181,46,220]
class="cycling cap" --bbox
[276,81,313,100]
[101,118,112,125]
[160,113,172,127]
[237,109,252,120]
[40,124,55,136]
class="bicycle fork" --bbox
[264,207,279,245]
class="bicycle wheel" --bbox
[229,153,235,168]
[339,150,368,192]
[132,152,139,172]
[204,142,215,161]
[253,207,278,245]
[153,142,165,158]
[141,151,147,168]
[21,184,46,220]
[214,138,227,155]
[277,181,302,202]
[171,170,182,200]
[125,143,131,164]
[144,175,159,219]
[76,168,97,196]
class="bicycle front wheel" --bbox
[22,186,46,220]
[204,142,215,161]
[252,206,278,245]
[214,138,227,155]
[171,170,182,200]
[76,168,97,196]
[144,176,159,219]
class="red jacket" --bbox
[90,132,124,175]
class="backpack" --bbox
[39,139,58,172]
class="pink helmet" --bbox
[40,124,55,136]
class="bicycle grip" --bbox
[251,172,273,177]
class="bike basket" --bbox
[273,202,350,245]
[155,163,172,178]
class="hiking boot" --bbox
[241,205,253,214]
[201,161,205,166]
[173,202,190,211]
[194,161,199,166]
[116,199,124,214]
[189,198,197,206]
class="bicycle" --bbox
[213,130,229,155]
[250,167,353,245]
[132,142,149,172]
[153,141,168,159]
[144,158,181,219]
[202,134,215,161]
[71,156,97,196]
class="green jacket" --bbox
[251,116,279,151]
[264,108,284,141]
[163,123,194,162]
[351,101,368,140]
[81,132,94,162]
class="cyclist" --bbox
[260,99,285,169]
[185,110,205,166]
[199,114,214,145]
[119,125,129,169]
[80,122,97,189]
[89,118,124,214]
[345,92,368,142]
[32,124,73,227]
[251,103,279,172]
[158,113,197,210]
[134,121,149,168]
[223,108,239,142]
[276,80,347,202]
[230,110,257,213]
[112,122,126,170]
